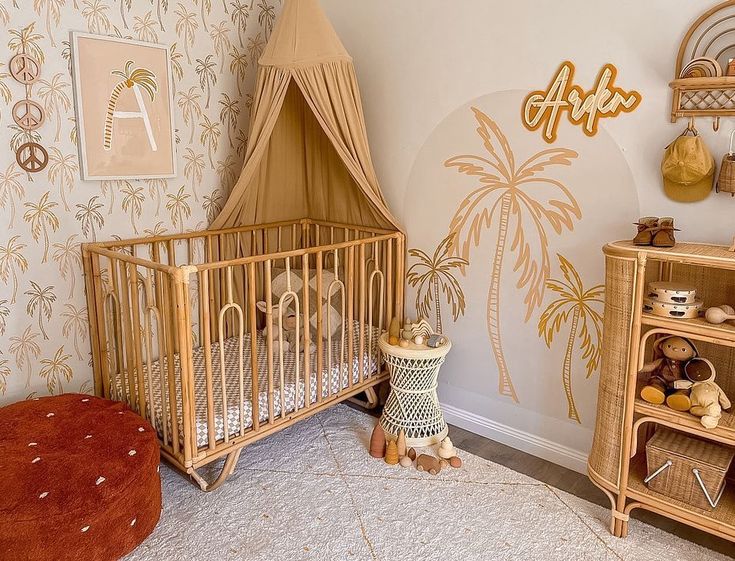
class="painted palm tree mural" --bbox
[407,233,468,334]
[445,108,580,402]
[537,254,603,423]
[104,60,158,151]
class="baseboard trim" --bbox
[441,403,589,474]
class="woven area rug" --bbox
[125,405,728,561]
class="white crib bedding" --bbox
[131,321,380,448]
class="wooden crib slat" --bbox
[302,253,311,408]
[248,262,259,432]
[163,273,181,458]
[315,251,323,404]
[89,253,111,398]
[265,260,274,424]
[347,245,354,391]
[128,263,148,420]
[358,244,366,384]
[174,272,195,465]
[117,259,139,411]
[199,271,216,450]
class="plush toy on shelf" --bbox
[679,358,732,429]
[639,336,698,411]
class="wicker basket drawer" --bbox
[645,429,735,510]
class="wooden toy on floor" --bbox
[397,429,407,457]
[449,456,462,468]
[407,448,417,461]
[439,459,449,469]
[416,454,441,475]
[438,436,456,459]
[705,305,735,325]
[384,440,399,465]
[369,424,386,458]
[399,456,413,468]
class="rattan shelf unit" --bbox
[588,240,735,541]
[670,1,735,127]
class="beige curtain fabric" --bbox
[210,0,402,233]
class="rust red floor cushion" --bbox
[0,394,161,561]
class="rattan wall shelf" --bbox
[588,240,735,542]
[670,1,735,127]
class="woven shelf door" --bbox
[378,334,451,447]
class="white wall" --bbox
[322,0,732,471]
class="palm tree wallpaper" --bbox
[0,0,283,403]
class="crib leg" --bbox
[189,448,243,492]
[348,386,380,410]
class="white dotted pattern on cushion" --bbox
[114,321,380,449]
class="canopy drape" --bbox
[210,0,401,233]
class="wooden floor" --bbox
[347,401,734,558]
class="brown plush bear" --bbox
[678,358,732,429]
[639,336,697,411]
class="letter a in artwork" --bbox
[104,60,159,152]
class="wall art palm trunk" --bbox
[445,108,581,403]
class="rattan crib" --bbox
[83,219,404,490]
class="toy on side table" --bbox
[679,358,732,429]
[639,336,698,412]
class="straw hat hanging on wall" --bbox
[716,130,735,197]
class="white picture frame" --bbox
[71,32,177,181]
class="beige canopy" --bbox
[210,0,401,232]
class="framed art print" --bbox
[71,32,177,180]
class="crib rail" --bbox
[82,219,404,471]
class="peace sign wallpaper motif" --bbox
[0,0,283,404]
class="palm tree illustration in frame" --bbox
[445,107,581,403]
[71,32,176,180]
[538,254,603,422]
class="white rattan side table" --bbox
[378,332,452,447]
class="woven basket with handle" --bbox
[716,130,735,196]
[645,429,734,510]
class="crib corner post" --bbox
[174,265,199,468]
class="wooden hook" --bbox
[688,116,697,133]
[714,116,721,132]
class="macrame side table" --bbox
[378,333,451,447]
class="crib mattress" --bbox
[126,322,380,448]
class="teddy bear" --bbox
[676,357,732,429]
[256,301,315,354]
[639,335,698,411]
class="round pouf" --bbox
[0,393,161,561]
